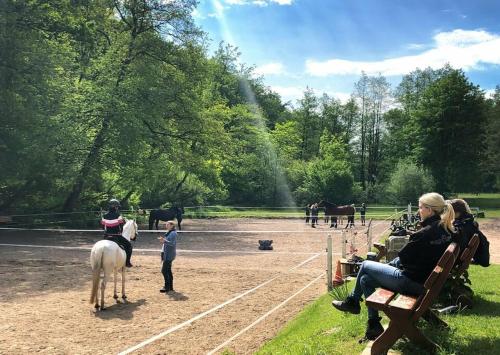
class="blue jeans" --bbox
[350,258,425,319]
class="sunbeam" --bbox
[210,0,297,208]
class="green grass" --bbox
[256,265,500,355]
[453,193,500,219]
[183,206,407,220]
[456,193,500,209]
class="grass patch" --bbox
[456,193,500,212]
[256,265,500,355]
[183,205,407,220]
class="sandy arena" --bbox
[0,218,498,354]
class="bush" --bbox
[386,161,435,204]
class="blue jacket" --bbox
[162,230,177,261]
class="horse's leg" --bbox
[121,267,127,301]
[100,270,110,310]
[94,270,101,310]
[155,219,159,230]
[113,268,119,302]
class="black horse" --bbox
[316,200,355,228]
[148,206,184,230]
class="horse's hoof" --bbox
[122,295,127,300]
[94,304,99,310]
[113,295,119,300]
[100,306,106,311]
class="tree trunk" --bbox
[63,37,136,211]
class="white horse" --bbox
[90,219,138,310]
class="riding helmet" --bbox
[109,198,121,208]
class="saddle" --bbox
[104,235,126,250]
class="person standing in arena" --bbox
[360,203,366,226]
[159,220,178,294]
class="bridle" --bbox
[131,222,138,241]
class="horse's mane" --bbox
[319,200,336,207]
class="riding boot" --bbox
[125,244,133,267]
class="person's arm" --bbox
[398,230,426,263]
[164,231,177,246]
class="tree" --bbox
[295,88,321,160]
[386,161,435,204]
[63,0,201,211]
[299,133,354,204]
[482,86,500,190]
[414,69,486,192]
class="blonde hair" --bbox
[419,192,455,233]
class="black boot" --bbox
[126,254,133,267]
[365,317,384,340]
[331,296,361,314]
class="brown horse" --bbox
[317,200,355,228]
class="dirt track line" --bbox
[0,243,335,256]
[207,272,324,354]
[117,253,322,355]
[0,227,342,234]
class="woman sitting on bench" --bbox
[332,192,456,341]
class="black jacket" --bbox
[453,213,476,253]
[454,214,490,267]
[398,214,453,283]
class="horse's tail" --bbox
[148,210,155,230]
[90,246,103,304]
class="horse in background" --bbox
[90,219,138,311]
[149,206,183,230]
[316,200,355,228]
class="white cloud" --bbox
[208,0,226,18]
[191,8,205,19]
[223,0,293,6]
[406,43,427,50]
[271,85,350,104]
[484,88,496,98]
[306,29,500,77]
[252,0,268,6]
[254,62,286,76]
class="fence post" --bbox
[341,230,347,259]
[327,234,332,291]
[366,219,373,252]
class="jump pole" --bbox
[327,234,332,291]
[366,219,373,251]
[341,230,347,259]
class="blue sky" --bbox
[193,0,500,104]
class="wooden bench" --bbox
[454,233,480,276]
[365,243,459,354]
[422,233,480,328]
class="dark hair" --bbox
[450,199,471,217]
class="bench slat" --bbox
[389,294,418,310]
[366,288,395,305]
[423,265,443,289]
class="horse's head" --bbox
[124,219,139,241]
[317,200,326,207]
